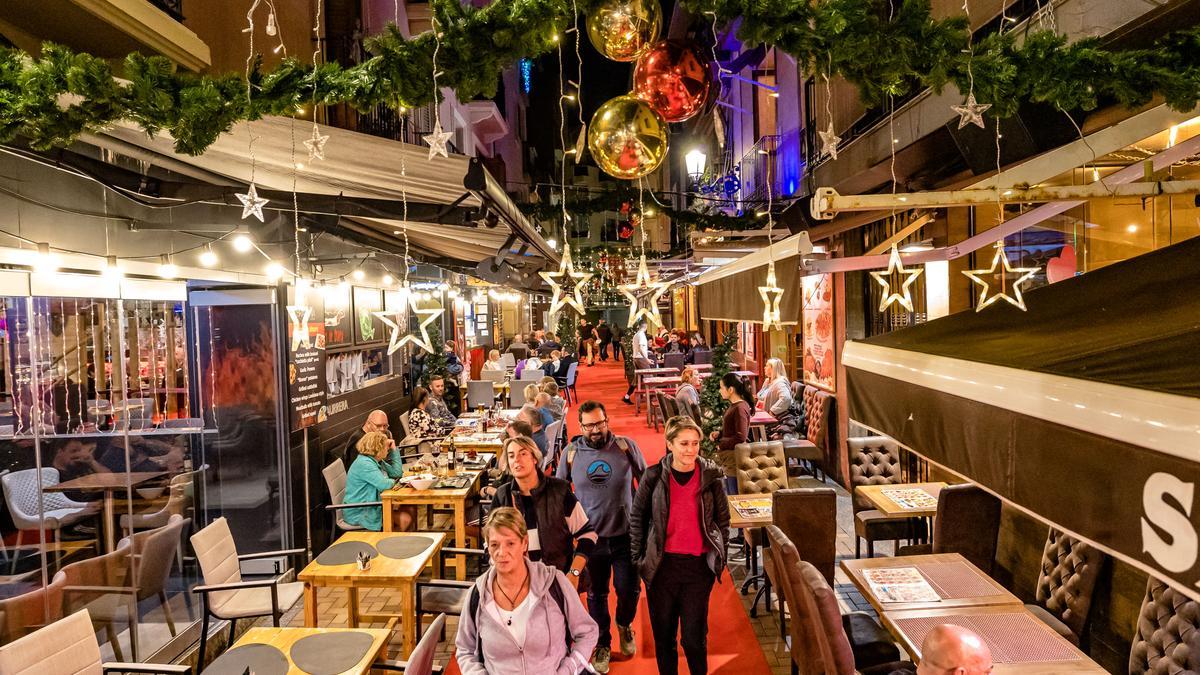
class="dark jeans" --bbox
[648,553,715,674]
[587,533,641,649]
[599,338,611,359]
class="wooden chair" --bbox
[0,609,190,675]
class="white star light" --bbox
[619,254,670,328]
[869,245,923,313]
[423,121,453,159]
[236,182,270,222]
[286,305,312,351]
[539,243,593,319]
[818,122,841,160]
[951,92,992,130]
[963,242,1040,312]
[374,296,444,355]
[758,261,785,330]
[303,124,329,161]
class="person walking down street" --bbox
[596,320,612,361]
[631,416,729,675]
[622,325,654,405]
[455,507,598,675]
[610,324,623,360]
[556,401,647,673]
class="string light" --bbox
[383,273,394,285]
[233,233,254,253]
[265,262,285,280]
[352,268,365,282]
[157,255,178,279]
[199,246,219,267]
[102,255,123,280]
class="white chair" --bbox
[3,468,95,573]
[543,419,564,471]
[399,411,442,455]
[121,515,189,637]
[479,369,506,383]
[376,613,447,674]
[466,380,495,409]
[0,609,190,675]
[322,459,380,533]
[190,517,305,669]
[500,352,516,370]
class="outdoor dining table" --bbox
[749,410,777,441]
[642,375,682,425]
[840,552,1021,614]
[880,604,1107,673]
[634,367,679,413]
[855,481,947,518]
[299,531,446,658]
[44,470,167,551]
[202,625,393,675]
[727,493,774,608]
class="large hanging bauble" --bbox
[632,40,713,122]
[588,95,669,180]
[585,0,662,62]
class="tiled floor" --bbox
[272,477,898,674]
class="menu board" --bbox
[353,286,384,345]
[323,284,352,347]
[802,274,835,391]
[287,302,328,430]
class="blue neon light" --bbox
[519,59,533,94]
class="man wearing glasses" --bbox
[914,624,993,675]
[557,400,646,673]
[342,409,390,470]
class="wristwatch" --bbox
[569,568,582,577]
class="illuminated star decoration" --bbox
[423,121,453,160]
[303,124,329,161]
[539,243,593,319]
[286,305,312,351]
[818,122,841,160]
[374,296,444,355]
[758,260,785,330]
[951,92,992,130]
[236,182,270,222]
[963,242,1040,312]
[619,254,670,328]
[869,245,923,313]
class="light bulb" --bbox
[265,262,285,280]
[438,282,449,291]
[448,289,459,298]
[547,238,558,249]
[383,274,394,285]
[199,247,218,267]
[32,243,58,275]
[157,255,178,279]
[296,277,311,292]
[232,234,254,253]
[265,11,278,36]
[352,269,365,282]
[102,255,123,280]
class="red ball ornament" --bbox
[632,40,714,123]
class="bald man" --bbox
[343,409,390,470]
[916,624,993,675]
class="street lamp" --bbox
[685,148,707,184]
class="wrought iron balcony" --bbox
[738,134,781,210]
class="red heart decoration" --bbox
[1046,245,1077,284]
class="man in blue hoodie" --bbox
[557,400,646,673]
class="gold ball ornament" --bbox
[588,95,669,180]
[585,0,662,62]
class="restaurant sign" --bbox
[287,303,328,430]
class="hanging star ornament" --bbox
[818,122,841,160]
[963,242,1040,312]
[539,243,593,319]
[236,182,270,222]
[951,92,992,130]
[869,245,924,313]
[423,121,453,159]
[758,261,785,330]
[303,124,329,161]
[286,305,312,351]
[374,296,444,355]
[619,254,670,328]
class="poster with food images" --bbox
[323,284,352,347]
[802,274,835,391]
[353,286,384,345]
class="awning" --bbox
[694,234,811,324]
[844,235,1200,599]
[93,116,556,269]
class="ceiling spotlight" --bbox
[352,269,365,282]
[232,234,254,253]
[199,246,218,267]
[157,255,178,279]
[265,262,285,280]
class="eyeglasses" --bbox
[580,419,608,432]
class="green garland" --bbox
[520,187,764,232]
[2,0,1199,156]
[700,330,740,458]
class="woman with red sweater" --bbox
[631,416,730,674]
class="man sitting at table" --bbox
[913,624,993,675]
[344,431,416,531]
[426,375,458,428]
[518,404,550,463]
[342,409,390,470]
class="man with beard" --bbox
[425,375,457,429]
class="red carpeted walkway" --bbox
[448,357,771,674]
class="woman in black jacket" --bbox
[630,416,729,675]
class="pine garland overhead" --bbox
[1,0,1199,156]
[520,187,767,232]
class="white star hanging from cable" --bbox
[423,121,453,159]
[374,296,444,355]
[758,260,785,330]
[539,243,593,319]
[619,254,670,328]
[236,182,270,222]
[818,122,841,160]
[963,242,1040,312]
[869,245,923,313]
[303,124,329,161]
[951,92,992,130]
[286,305,312,351]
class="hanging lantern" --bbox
[632,40,714,122]
[585,0,662,62]
[588,95,669,180]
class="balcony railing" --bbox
[149,0,184,20]
[738,134,781,210]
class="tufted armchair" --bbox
[735,441,791,496]
[772,488,837,586]
[1129,576,1200,674]
[896,484,1002,574]
[783,386,830,482]
[849,436,916,558]
[1026,529,1105,647]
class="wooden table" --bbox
[219,626,393,675]
[634,367,677,413]
[642,375,682,425]
[728,494,773,529]
[841,553,1021,614]
[382,469,486,580]
[45,470,167,551]
[749,410,777,441]
[299,531,445,658]
[856,482,947,518]
[881,605,1107,673]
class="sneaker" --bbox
[618,625,636,657]
[728,550,747,564]
[621,396,634,405]
[591,646,611,673]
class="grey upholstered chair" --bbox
[322,458,380,533]
[896,483,1002,573]
[1027,528,1106,647]
[1129,576,1200,674]
[848,436,914,557]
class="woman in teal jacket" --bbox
[344,430,414,531]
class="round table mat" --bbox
[316,540,378,566]
[376,535,436,559]
[290,630,379,675]
[203,643,288,675]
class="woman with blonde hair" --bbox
[675,366,701,408]
[756,357,802,437]
[456,507,598,675]
[344,431,415,531]
[484,349,504,372]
